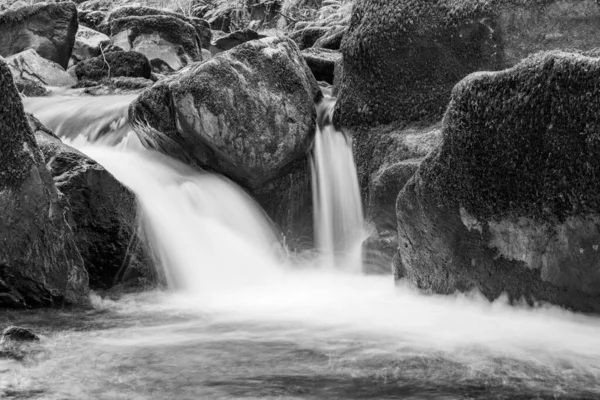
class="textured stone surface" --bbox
[396,51,600,312]
[74,50,151,81]
[301,47,341,84]
[333,0,504,128]
[0,59,88,308]
[107,6,211,50]
[130,37,320,242]
[70,26,110,66]
[6,49,77,86]
[0,2,78,69]
[33,124,148,290]
[131,36,320,190]
[211,28,266,55]
[110,15,202,71]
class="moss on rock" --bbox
[0,2,78,69]
[396,50,600,311]
[74,50,152,81]
[423,51,600,224]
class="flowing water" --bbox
[310,100,365,271]
[2,96,600,399]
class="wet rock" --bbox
[360,127,441,274]
[30,117,150,290]
[75,76,154,96]
[130,37,319,240]
[70,26,111,66]
[301,48,341,84]
[0,326,39,344]
[13,77,49,96]
[0,59,88,308]
[396,51,600,312]
[74,50,151,81]
[110,15,202,71]
[211,28,266,55]
[0,2,78,69]
[6,49,77,87]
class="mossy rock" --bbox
[396,51,600,312]
[108,6,211,50]
[110,15,202,70]
[0,2,78,69]
[130,37,320,243]
[74,50,152,81]
[33,123,153,290]
[0,58,88,308]
[211,28,266,55]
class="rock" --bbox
[74,50,151,81]
[0,326,39,344]
[499,0,600,66]
[0,59,88,308]
[107,6,211,49]
[331,56,342,96]
[130,37,320,239]
[79,0,113,12]
[75,76,154,96]
[0,2,78,69]
[13,77,48,96]
[31,121,149,290]
[70,26,110,66]
[396,51,600,312]
[6,49,77,87]
[333,0,503,128]
[301,48,341,84]
[313,25,345,50]
[361,126,441,274]
[110,15,202,71]
[211,28,266,55]
[78,10,107,32]
[289,26,328,50]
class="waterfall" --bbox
[23,95,136,144]
[310,98,366,272]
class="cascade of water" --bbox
[310,99,366,271]
[23,95,136,144]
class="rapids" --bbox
[3,96,599,399]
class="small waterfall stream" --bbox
[311,99,365,271]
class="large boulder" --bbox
[70,26,111,66]
[0,2,78,69]
[110,15,202,71]
[6,49,77,87]
[333,0,503,128]
[0,59,88,308]
[30,118,149,289]
[74,50,151,81]
[107,6,211,50]
[396,51,600,312]
[334,0,600,128]
[130,37,320,240]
